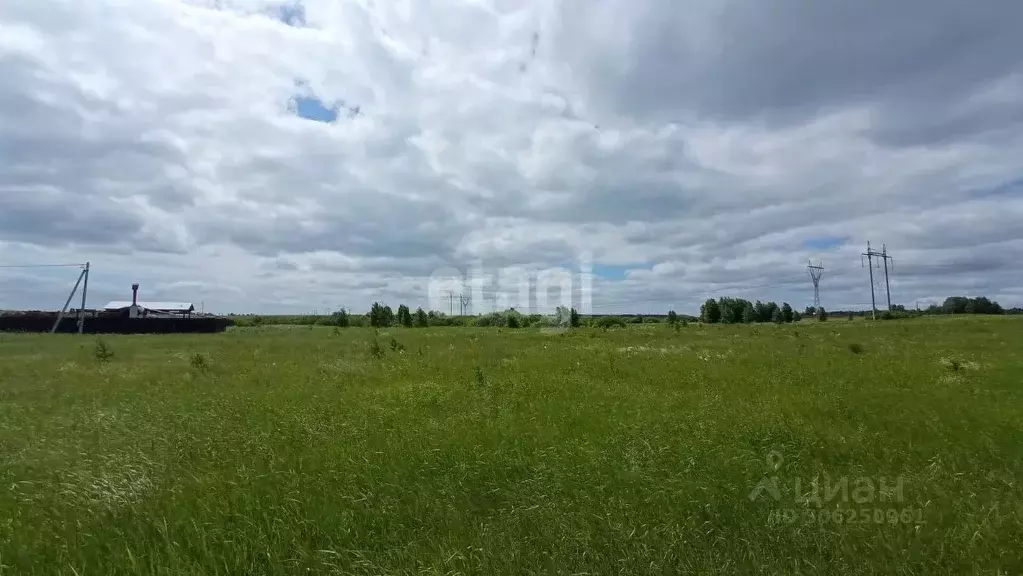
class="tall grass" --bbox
[1,316,1021,574]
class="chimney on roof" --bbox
[132,283,139,306]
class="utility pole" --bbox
[448,291,453,315]
[807,260,824,313]
[881,244,894,311]
[459,292,472,316]
[76,261,90,334]
[861,241,890,319]
[52,266,87,333]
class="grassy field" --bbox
[1,316,1021,575]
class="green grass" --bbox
[1,316,1021,575]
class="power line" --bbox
[0,263,87,269]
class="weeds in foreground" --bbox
[390,337,405,353]
[0,316,1018,575]
[368,337,385,358]
[190,352,212,373]
[93,338,114,363]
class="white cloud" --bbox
[1,0,1022,315]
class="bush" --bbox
[367,337,385,358]
[473,365,487,388]
[595,316,627,329]
[848,343,864,355]
[94,338,114,363]
[190,352,212,372]
[389,337,405,352]
[818,307,828,322]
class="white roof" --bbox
[103,301,195,312]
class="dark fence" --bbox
[0,313,233,334]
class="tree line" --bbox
[699,297,810,324]
[231,294,1016,328]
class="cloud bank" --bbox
[1,0,1021,314]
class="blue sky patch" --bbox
[969,176,1023,198]
[802,235,848,250]
[290,95,338,123]
[276,2,306,27]
[592,264,630,280]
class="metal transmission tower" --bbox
[807,261,824,312]
[861,242,893,319]
[459,292,472,316]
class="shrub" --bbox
[818,307,828,322]
[368,338,385,358]
[94,338,114,363]
[848,343,864,355]
[473,365,487,388]
[389,337,405,352]
[595,316,627,329]
[190,352,212,372]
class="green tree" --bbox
[781,302,793,323]
[397,304,412,327]
[771,307,784,323]
[569,307,580,328]
[742,303,756,323]
[754,300,769,323]
[720,301,736,324]
[332,307,350,327]
[818,307,828,322]
[701,299,721,323]
[413,307,428,327]
[368,302,383,327]
[667,310,679,324]
[369,303,395,327]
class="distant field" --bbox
[1,317,1021,574]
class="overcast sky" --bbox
[2,0,1021,315]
